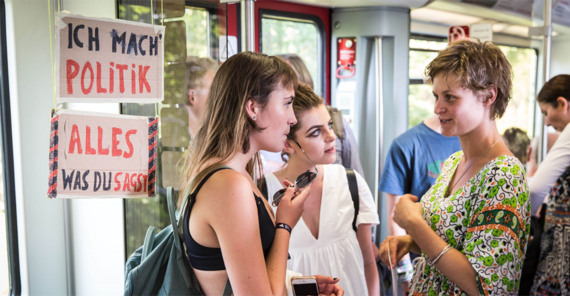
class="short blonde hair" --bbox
[425,40,513,119]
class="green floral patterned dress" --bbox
[408,152,530,296]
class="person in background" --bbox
[185,56,218,138]
[529,74,570,216]
[261,54,365,177]
[265,84,380,296]
[528,74,570,294]
[526,133,559,181]
[378,114,461,291]
[380,40,529,295]
[502,127,530,165]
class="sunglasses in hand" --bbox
[271,135,319,207]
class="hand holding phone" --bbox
[291,276,319,296]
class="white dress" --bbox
[265,164,380,296]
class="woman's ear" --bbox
[557,96,569,112]
[188,89,196,106]
[482,85,498,106]
[245,98,258,120]
[283,139,296,154]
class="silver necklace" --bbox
[446,138,502,197]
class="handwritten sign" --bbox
[48,109,157,198]
[56,12,165,103]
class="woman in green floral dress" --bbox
[379,40,530,296]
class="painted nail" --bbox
[290,184,295,188]
[333,278,338,281]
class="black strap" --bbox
[346,168,359,232]
[259,176,269,201]
[191,166,232,197]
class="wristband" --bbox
[276,223,292,234]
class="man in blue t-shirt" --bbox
[378,115,461,291]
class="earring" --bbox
[253,115,256,120]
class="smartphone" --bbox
[291,276,319,296]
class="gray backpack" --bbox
[125,180,232,295]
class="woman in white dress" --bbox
[263,84,380,296]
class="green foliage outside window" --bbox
[261,18,319,90]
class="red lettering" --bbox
[114,172,122,191]
[109,62,114,93]
[66,59,79,94]
[97,126,109,155]
[139,65,151,93]
[116,64,128,93]
[143,175,148,192]
[68,124,82,154]
[81,61,94,94]
[130,174,137,191]
[123,129,137,158]
[85,126,96,154]
[96,62,107,93]
[131,64,136,94]
[136,174,143,192]
[122,173,131,191]
[112,127,122,157]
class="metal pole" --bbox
[374,37,383,245]
[538,0,552,165]
[63,200,75,296]
[241,0,255,52]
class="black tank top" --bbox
[183,167,276,271]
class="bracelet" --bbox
[429,244,453,265]
[276,222,292,234]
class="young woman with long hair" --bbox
[179,52,343,296]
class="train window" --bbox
[260,11,325,96]
[408,37,538,137]
[0,0,20,294]
[118,0,226,257]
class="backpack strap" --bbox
[223,279,233,296]
[346,168,359,232]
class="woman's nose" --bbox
[434,99,445,115]
[325,127,336,142]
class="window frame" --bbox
[0,0,21,295]
[259,9,327,99]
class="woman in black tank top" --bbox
[178,52,343,296]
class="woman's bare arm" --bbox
[356,224,380,296]
[206,172,287,296]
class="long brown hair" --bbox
[178,52,297,206]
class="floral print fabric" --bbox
[408,151,530,296]
[531,166,570,295]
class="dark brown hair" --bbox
[502,127,530,163]
[537,74,570,107]
[425,39,513,119]
[281,84,324,163]
[179,52,298,206]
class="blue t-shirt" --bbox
[378,122,462,199]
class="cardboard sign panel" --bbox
[48,109,157,198]
[56,12,165,103]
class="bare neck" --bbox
[458,120,503,161]
[186,105,201,137]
